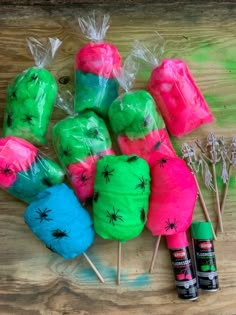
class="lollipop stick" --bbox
[217,163,233,233]
[117,241,121,285]
[83,253,105,283]
[194,175,217,240]
[149,235,161,273]
[212,164,223,233]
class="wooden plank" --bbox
[1,2,236,314]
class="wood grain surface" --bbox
[1,1,236,314]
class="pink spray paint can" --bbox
[166,232,198,300]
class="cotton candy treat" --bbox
[8,153,64,203]
[4,67,58,145]
[74,14,122,117]
[148,58,213,137]
[93,155,151,242]
[0,136,64,203]
[0,136,37,175]
[24,184,94,259]
[109,90,176,166]
[52,111,114,202]
[147,156,197,236]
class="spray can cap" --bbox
[166,231,188,249]
[191,221,213,240]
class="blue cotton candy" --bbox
[24,183,95,259]
[7,154,64,203]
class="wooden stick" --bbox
[217,163,233,233]
[117,241,121,285]
[212,164,223,233]
[149,235,161,273]
[83,253,105,283]
[194,175,217,241]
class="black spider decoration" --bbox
[140,208,146,223]
[135,176,148,193]
[6,113,13,127]
[42,177,52,187]
[35,208,52,223]
[127,156,139,163]
[11,90,17,99]
[143,114,152,127]
[101,164,114,183]
[79,171,90,185]
[93,191,99,202]
[21,114,34,126]
[30,74,38,81]
[62,146,71,157]
[106,207,124,226]
[157,158,168,168]
[52,229,68,239]
[165,218,178,232]
[153,141,162,151]
[0,164,14,177]
[87,128,101,140]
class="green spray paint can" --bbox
[191,222,219,291]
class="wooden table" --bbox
[1,1,236,314]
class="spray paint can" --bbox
[191,221,219,291]
[166,232,198,300]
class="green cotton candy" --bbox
[52,111,112,167]
[108,90,165,139]
[4,67,57,145]
[93,155,151,242]
[74,70,119,117]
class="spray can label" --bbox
[193,239,219,291]
[170,247,198,300]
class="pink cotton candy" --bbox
[75,42,121,79]
[147,156,197,236]
[68,149,114,202]
[118,129,176,167]
[148,58,214,137]
[0,136,37,173]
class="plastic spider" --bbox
[143,114,152,127]
[0,164,14,177]
[6,113,13,127]
[11,90,17,99]
[62,145,71,157]
[21,114,34,126]
[156,158,168,168]
[127,156,139,163]
[79,171,90,185]
[93,191,99,202]
[52,229,68,239]
[30,74,38,81]
[140,208,146,222]
[87,128,101,140]
[153,141,162,151]
[165,218,178,232]
[42,177,52,187]
[106,207,124,226]
[35,208,52,223]
[101,164,114,183]
[135,176,147,193]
